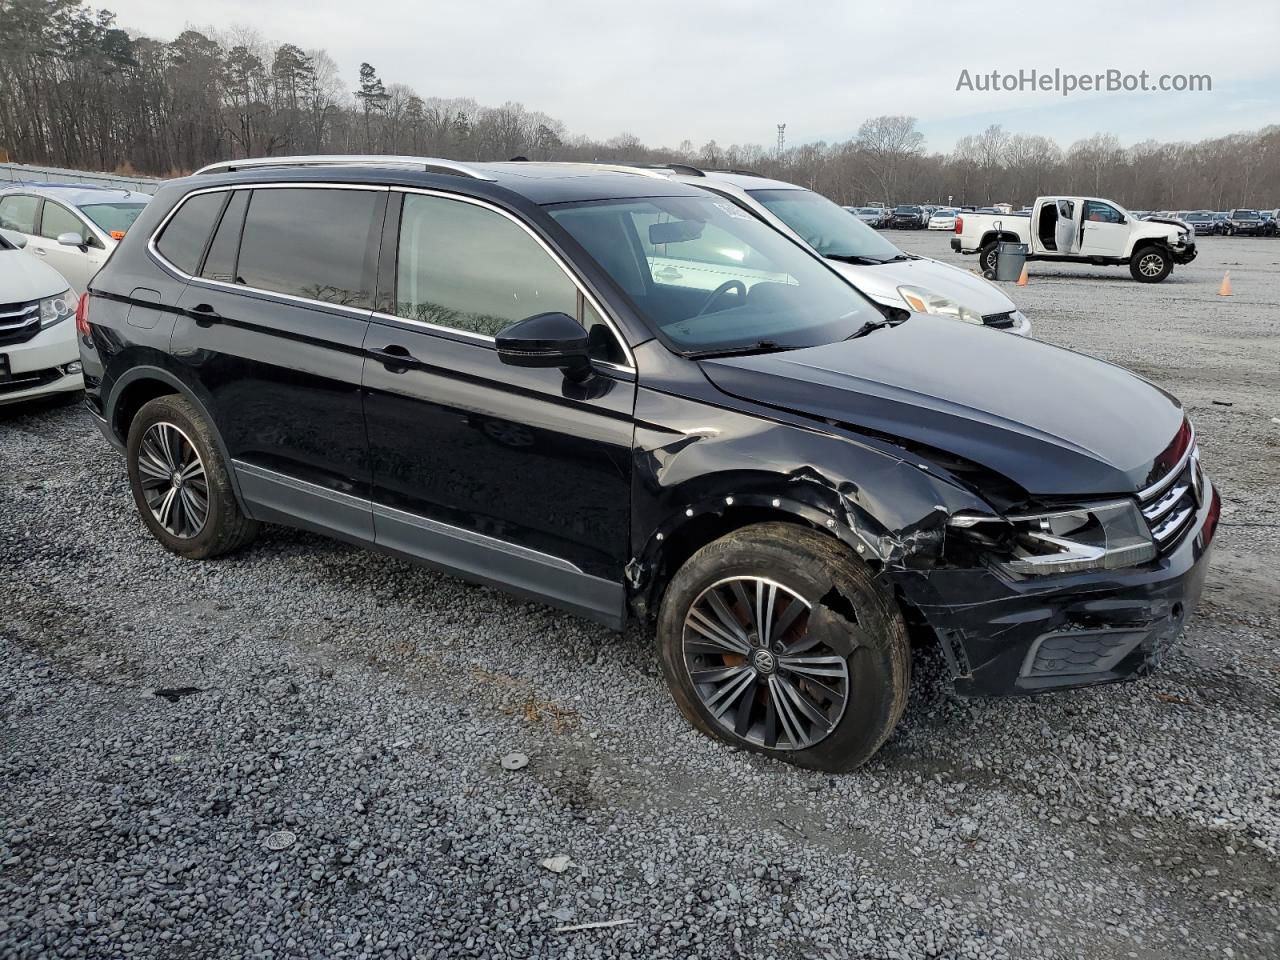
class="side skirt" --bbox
[232,460,626,630]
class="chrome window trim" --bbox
[231,460,594,578]
[392,187,637,371]
[146,182,389,318]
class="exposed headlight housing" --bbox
[897,286,983,325]
[949,499,1156,575]
[39,290,75,328]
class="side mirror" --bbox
[496,312,592,382]
[57,232,86,248]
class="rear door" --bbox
[164,184,386,540]
[361,190,635,626]
[1078,200,1129,257]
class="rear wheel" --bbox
[126,394,258,559]
[1130,245,1172,283]
[978,242,1000,275]
[656,523,910,772]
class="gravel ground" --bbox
[1,231,1278,960]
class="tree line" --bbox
[2,0,1277,211]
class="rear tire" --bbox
[656,523,910,772]
[978,242,1000,275]
[126,394,258,559]
[1130,245,1172,283]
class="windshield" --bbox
[548,195,884,355]
[1234,210,1259,218]
[745,188,903,261]
[932,209,956,217]
[894,205,920,214]
[79,201,148,234]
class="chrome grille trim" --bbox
[1138,426,1196,501]
[1150,504,1194,543]
[1141,481,1190,524]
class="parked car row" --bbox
[64,154,1216,771]
[0,184,150,405]
[1132,208,1278,237]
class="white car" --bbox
[928,208,958,231]
[0,184,149,293]
[609,166,1030,336]
[0,228,82,405]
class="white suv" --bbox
[0,184,149,293]
[0,228,82,405]
[610,166,1030,336]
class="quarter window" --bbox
[236,188,380,308]
[155,192,226,275]
[0,195,39,234]
[394,193,623,362]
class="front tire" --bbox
[126,394,258,559]
[1130,245,1172,283]
[656,523,910,772]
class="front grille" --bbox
[1138,445,1201,553]
[982,311,1016,328]
[0,364,64,396]
[0,300,40,346]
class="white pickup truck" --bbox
[950,196,1197,283]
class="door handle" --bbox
[369,344,422,371]
[190,303,222,326]
[31,246,46,256]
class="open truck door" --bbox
[1054,200,1078,254]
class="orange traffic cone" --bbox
[1218,271,1232,296]
[1016,265,1029,286]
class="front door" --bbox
[31,199,104,293]
[361,191,635,626]
[1078,200,1129,258]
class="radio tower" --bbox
[776,123,786,161]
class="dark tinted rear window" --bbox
[236,188,380,308]
[155,192,225,275]
[201,191,248,283]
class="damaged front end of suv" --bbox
[626,315,1220,702]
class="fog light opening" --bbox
[63,361,83,375]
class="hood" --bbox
[828,256,1017,316]
[1144,216,1189,230]
[699,315,1184,498]
[0,248,69,302]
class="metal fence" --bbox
[0,162,161,194]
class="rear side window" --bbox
[155,192,226,275]
[237,188,380,308]
[201,191,249,283]
[0,195,40,234]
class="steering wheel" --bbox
[694,279,747,317]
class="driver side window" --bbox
[1085,201,1123,224]
[394,193,625,364]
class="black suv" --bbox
[889,204,927,229]
[78,156,1219,771]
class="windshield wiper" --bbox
[825,253,889,265]
[845,317,905,340]
[685,339,790,360]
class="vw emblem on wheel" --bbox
[751,648,776,674]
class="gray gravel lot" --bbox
[2,231,1278,959]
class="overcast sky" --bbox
[102,0,1278,152]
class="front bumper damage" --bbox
[893,483,1219,697]
[1171,241,1198,265]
